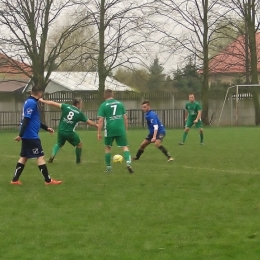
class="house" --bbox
[206,32,260,84]
[23,71,133,93]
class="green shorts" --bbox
[185,118,203,129]
[57,131,81,147]
[104,135,128,147]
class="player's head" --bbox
[141,100,151,112]
[31,86,43,99]
[104,89,114,100]
[73,98,82,108]
[189,93,195,103]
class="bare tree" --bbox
[155,0,231,125]
[76,0,156,101]
[0,0,89,90]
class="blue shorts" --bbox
[20,138,44,158]
[145,132,166,141]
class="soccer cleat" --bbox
[179,142,184,145]
[127,165,134,174]
[105,166,112,173]
[11,180,22,185]
[45,179,62,185]
[200,143,205,145]
[132,157,139,161]
[48,156,55,163]
[167,157,174,162]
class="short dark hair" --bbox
[72,98,82,106]
[31,86,43,94]
[189,93,195,96]
[104,89,113,98]
[142,100,150,106]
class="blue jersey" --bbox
[145,110,165,134]
[21,96,41,139]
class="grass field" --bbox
[1,127,260,260]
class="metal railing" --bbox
[0,109,185,131]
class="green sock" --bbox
[75,147,82,163]
[200,132,204,143]
[52,144,61,157]
[123,151,131,165]
[182,132,188,143]
[105,153,111,167]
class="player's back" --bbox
[59,104,87,132]
[98,99,126,137]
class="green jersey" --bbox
[58,104,88,132]
[98,99,126,137]
[185,101,202,119]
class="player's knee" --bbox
[185,128,190,132]
[154,141,161,147]
[77,142,82,148]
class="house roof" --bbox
[0,53,32,77]
[207,32,260,74]
[23,72,133,92]
[0,80,27,92]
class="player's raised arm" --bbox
[38,98,61,108]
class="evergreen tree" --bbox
[147,57,165,91]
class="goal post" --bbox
[217,84,260,127]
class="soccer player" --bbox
[97,89,134,173]
[11,87,62,185]
[179,93,204,145]
[133,100,174,161]
[38,97,98,163]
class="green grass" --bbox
[1,127,260,260]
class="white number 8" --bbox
[67,111,74,120]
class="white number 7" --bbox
[111,105,117,115]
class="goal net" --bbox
[217,84,260,126]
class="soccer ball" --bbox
[113,154,123,163]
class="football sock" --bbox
[105,153,111,166]
[135,149,144,159]
[182,132,188,143]
[123,151,131,165]
[38,164,51,182]
[52,144,61,157]
[75,147,82,163]
[12,162,25,181]
[158,145,171,158]
[200,132,204,143]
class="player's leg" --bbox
[49,132,66,163]
[179,119,193,145]
[133,134,152,160]
[154,134,174,161]
[67,132,82,163]
[195,120,204,144]
[104,137,113,172]
[11,156,28,185]
[117,136,134,173]
[37,155,62,185]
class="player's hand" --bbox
[38,98,44,102]
[47,128,54,134]
[193,119,198,123]
[14,136,21,142]
[151,137,156,143]
[98,133,102,140]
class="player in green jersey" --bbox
[179,93,204,145]
[39,98,98,163]
[97,89,134,174]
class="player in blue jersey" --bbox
[11,86,62,185]
[133,100,174,161]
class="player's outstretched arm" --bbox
[39,98,61,108]
[86,119,98,128]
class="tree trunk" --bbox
[247,0,260,124]
[98,0,107,104]
[201,0,209,125]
